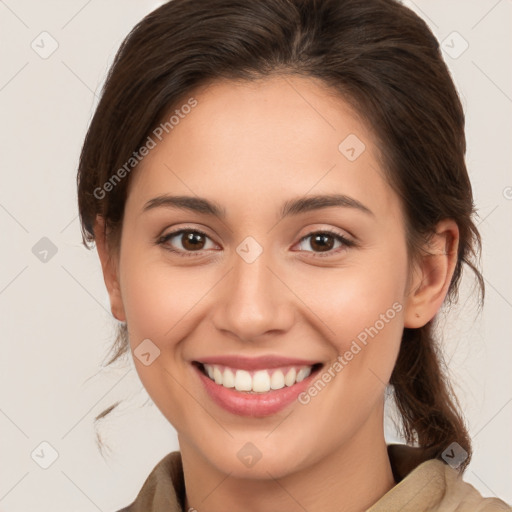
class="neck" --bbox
[180,410,396,512]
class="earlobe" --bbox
[403,219,459,328]
[93,215,126,322]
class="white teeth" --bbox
[223,368,235,388]
[202,364,315,392]
[284,368,296,386]
[213,366,223,385]
[270,370,285,390]
[296,367,312,382]
[253,370,271,392]
[235,370,252,391]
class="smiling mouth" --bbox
[193,362,323,393]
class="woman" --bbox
[76,0,512,510]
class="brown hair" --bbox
[77,0,484,471]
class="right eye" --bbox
[157,228,219,256]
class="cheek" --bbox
[296,260,406,350]
[297,246,408,392]
[295,273,405,435]
[321,287,404,401]
[119,252,206,341]
[117,254,207,429]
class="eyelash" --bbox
[156,228,355,258]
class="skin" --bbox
[95,75,459,512]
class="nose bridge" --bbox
[211,241,293,340]
[233,247,273,302]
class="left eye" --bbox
[295,230,354,255]
[157,229,354,257]
[157,229,216,255]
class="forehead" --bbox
[126,75,401,225]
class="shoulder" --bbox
[114,451,184,512]
[438,461,511,511]
[368,444,512,511]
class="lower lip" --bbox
[193,364,321,417]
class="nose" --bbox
[211,248,295,343]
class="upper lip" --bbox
[194,355,322,371]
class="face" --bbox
[102,75,425,479]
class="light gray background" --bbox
[0,1,511,510]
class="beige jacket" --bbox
[117,444,511,511]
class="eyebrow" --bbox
[142,193,374,219]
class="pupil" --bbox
[184,232,204,250]
[312,234,333,252]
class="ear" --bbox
[403,219,459,328]
[93,215,126,322]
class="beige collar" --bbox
[119,444,511,511]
